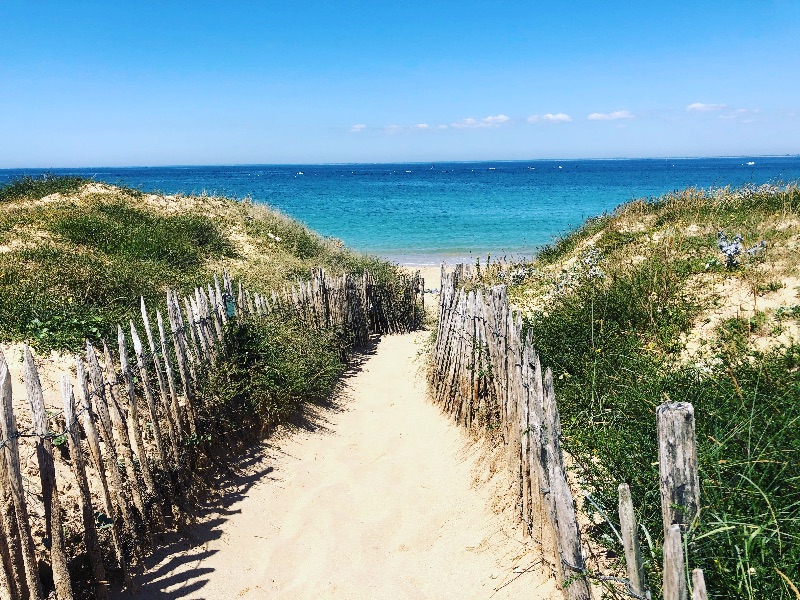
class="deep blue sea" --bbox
[2,157,800,264]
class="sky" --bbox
[1,0,799,167]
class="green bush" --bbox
[523,254,800,597]
[196,314,344,437]
[0,174,87,202]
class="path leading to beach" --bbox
[117,332,556,600]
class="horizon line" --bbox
[1,153,799,171]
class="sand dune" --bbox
[116,332,556,600]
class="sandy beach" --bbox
[115,331,557,599]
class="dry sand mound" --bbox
[115,332,556,600]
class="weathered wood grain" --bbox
[663,524,687,600]
[657,403,700,534]
[23,346,73,600]
[618,483,648,599]
[0,350,43,600]
[61,375,108,599]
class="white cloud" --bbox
[414,123,430,130]
[482,114,510,126]
[686,102,726,112]
[451,114,511,128]
[349,124,366,132]
[451,117,478,128]
[528,113,572,123]
[587,110,634,121]
[437,124,449,130]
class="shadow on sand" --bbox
[111,338,380,599]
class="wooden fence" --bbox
[0,267,423,600]
[430,265,705,600]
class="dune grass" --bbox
[0,175,406,352]
[472,183,800,598]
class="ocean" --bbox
[2,157,800,264]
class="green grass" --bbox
[196,313,345,443]
[496,183,800,597]
[0,176,410,352]
[0,173,87,202]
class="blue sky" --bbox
[1,1,799,166]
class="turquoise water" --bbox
[2,157,800,264]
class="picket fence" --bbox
[431,264,705,600]
[0,268,424,600]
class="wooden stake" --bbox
[61,375,108,599]
[663,524,687,600]
[75,358,130,576]
[141,298,182,445]
[691,569,707,600]
[156,308,185,439]
[657,403,700,534]
[0,351,43,600]
[618,483,648,599]
[23,346,72,599]
[0,453,23,599]
[116,328,159,504]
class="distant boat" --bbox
[558,166,563,169]
[746,161,755,166]
[297,171,304,175]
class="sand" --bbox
[116,331,557,600]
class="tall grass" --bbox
[0,173,86,202]
[513,184,800,597]
[0,176,410,352]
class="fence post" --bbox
[0,416,25,599]
[76,357,135,568]
[23,347,74,600]
[61,375,109,599]
[542,368,591,600]
[657,402,700,534]
[131,321,177,463]
[663,524,687,600]
[0,351,43,600]
[691,569,707,600]
[618,483,649,599]
[156,308,186,439]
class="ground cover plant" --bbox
[473,183,800,598]
[0,175,404,352]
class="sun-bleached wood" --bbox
[663,524,687,600]
[0,351,43,600]
[23,347,73,600]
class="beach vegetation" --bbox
[471,183,800,597]
[0,175,407,352]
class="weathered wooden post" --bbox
[658,402,699,600]
[618,483,649,599]
[657,402,700,533]
[691,569,707,600]
[131,321,177,462]
[141,298,183,444]
[76,358,132,570]
[663,524,687,600]
[167,289,198,434]
[61,375,109,599]
[542,368,592,600]
[156,308,185,437]
[23,346,72,599]
[0,426,24,600]
[0,351,43,600]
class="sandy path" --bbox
[117,332,556,600]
